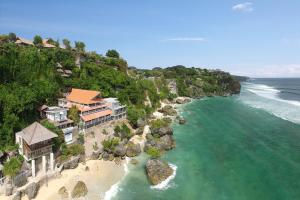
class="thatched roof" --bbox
[16,122,58,145]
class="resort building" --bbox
[45,106,74,144]
[15,122,57,177]
[105,98,126,120]
[15,37,33,46]
[58,88,126,131]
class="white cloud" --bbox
[232,2,254,12]
[231,64,300,78]
[162,37,205,42]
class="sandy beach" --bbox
[1,160,126,200]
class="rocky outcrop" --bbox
[151,127,173,137]
[157,135,176,151]
[5,184,13,196]
[178,117,186,125]
[63,156,80,169]
[145,135,175,152]
[71,181,88,198]
[13,171,28,187]
[25,182,39,200]
[137,118,146,128]
[114,144,126,157]
[12,191,21,200]
[175,97,191,104]
[91,148,103,160]
[126,142,141,157]
[158,105,177,116]
[146,159,173,185]
[58,186,69,199]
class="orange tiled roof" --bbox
[67,88,102,104]
[81,109,112,122]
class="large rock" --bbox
[137,118,146,128]
[158,127,173,136]
[176,98,191,104]
[91,148,103,160]
[114,144,126,157]
[157,135,176,151]
[25,182,39,200]
[159,105,177,116]
[13,171,28,187]
[126,142,141,157]
[63,156,80,169]
[71,181,88,198]
[178,117,186,125]
[146,159,174,185]
[12,191,21,200]
[5,184,13,196]
[102,151,109,161]
[58,186,69,199]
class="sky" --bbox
[1,0,300,78]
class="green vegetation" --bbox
[102,137,120,152]
[0,33,240,149]
[41,120,64,151]
[150,118,171,129]
[106,49,120,58]
[68,106,80,124]
[145,146,161,158]
[60,143,85,161]
[33,35,43,46]
[3,155,24,178]
[114,123,132,139]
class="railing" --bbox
[26,145,53,160]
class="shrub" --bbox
[3,155,24,178]
[78,133,85,144]
[61,144,85,158]
[150,119,170,129]
[145,147,161,158]
[102,137,120,152]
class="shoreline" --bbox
[0,97,194,200]
[1,160,126,200]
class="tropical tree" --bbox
[3,156,24,178]
[75,41,85,52]
[106,49,120,58]
[63,39,71,50]
[33,35,43,46]
[8,32,17,42]
[68,106,80,124]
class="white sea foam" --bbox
[103,160,129,200]
[150,163,177,190]
[240,83,300,124]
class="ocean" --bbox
[108,78,300,200]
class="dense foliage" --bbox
[3,155,24,178]
[0,34,240,147]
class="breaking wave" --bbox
[239,83,300,124]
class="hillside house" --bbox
[105,98,126,120]
[45,107,74,144]
[15,122,57,177]
[58,88,126,131]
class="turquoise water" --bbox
[112,82,300,200]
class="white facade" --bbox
[45,107,68,122]
[104,98,126,120]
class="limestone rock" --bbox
[25,182,39,200]
[146,159,173,185]
[114,144,126,157]
[5,184,13,196]
[126,142,141,157]
[12,191,21,200]
[71,181,88,198]
[63,156,80,169]
[58,186,69,199]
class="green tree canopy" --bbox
[63,39,71,50]
[75,41,85,52]
[106,49,120,58]
[8,32,17,42]
[33,35,43,46]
